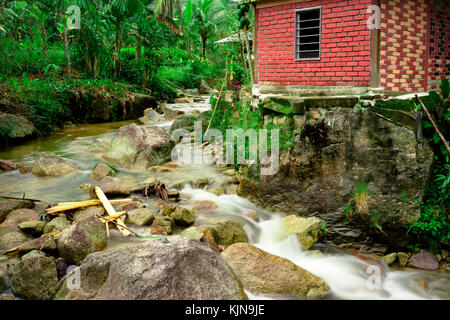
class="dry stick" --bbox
[94,186,131,237]
[205,68,229,138]
[415,95,450,155]
[46,199,132,214]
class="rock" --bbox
[397,252,410,266]
[170,207,195,226]
[409,250,439,270]
[242,210,259,222]
[0,208,40,229]
[0,295,14,300]
[19,165,31,174]
[125,208,156,226]
[147,165,174,172]
[91,163,115,180]
[31,152,78,176]
[17,235,58,255]
[0,159,18,171]
[103,124,174,170]
[222,243,329,299]
[181,227,204,240]
[78,183,92,192]
[0,232,28,250]
[57,216,107,265]
[133,93,157,111]
[9,255,59,300]
[0,199,35,224]
[201,228,220,252]
[167,190,181,202]
[55,237,247,300]
[282,215,323,250]
[159,105,185,120]
[237,107,434,249]
[56,258,68,280]
[190,178,214,189]
[138,109,164,125]
[72,206,105,222]
[169,115,198,134]
[381,253,397,265]
[21,250,46,260]
[223,169,237,176]
[0,112,35,140]
[150,215,175,235]
[90,177,133,198]
[18,221,46,236]
[199,80,213,94]
[190,200,219,212]
[208,219,248,246]
[43,216,71,234]
[184,88,200,97]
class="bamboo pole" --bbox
[205,66,229,138]
[94,187,130,236]
[46,199,132,214]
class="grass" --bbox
[353,182,372,215]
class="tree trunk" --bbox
[177,0,183,34]
[93,56,98,78]
[40,23,49,63]
[135,38,142,63]
[202,36,207,59]
[84,40,91,73]
[64,26,71,77]
[114,19,121,77]
[243,25,254,85]
[238,31,246,73]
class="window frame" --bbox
[294,6,322,61]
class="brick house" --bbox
[248,0,449,93]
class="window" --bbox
[295,6,321,60]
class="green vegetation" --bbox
[407,79,450,252]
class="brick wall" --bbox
[256,0,372,87]
[379,0,428,92]
[428,8,450,90]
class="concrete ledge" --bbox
[254,84,382,96]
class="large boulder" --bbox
[55,237,247,300]
[0,112,35,140]
[72,206,105,222]
[282,215,324,250]
[103,124,174,170]
[0,199,35,223]
[0,231,28,250]
[91,163,115,180]
[57,216,107,265]
[169,115,198,134]
[222,243,329,299]
[9,255,59,300]
[208,219,248,246]
[89,177,135,198]
[0,208,40,229]
[31,152,78,176]
[238,107,434,249]
[133,94,157,111]
[408,250,439,270]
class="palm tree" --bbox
[193,0,216,59]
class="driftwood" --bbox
[46,199,132,215]
[95,186,130,237]
[142,183,169,201]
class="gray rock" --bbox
[0,271,5,295]
[72,206,105,222]
[31,152,78,176]
[169,115,197,134]
[17,235,57,255]
[208,219,248,246]
[409,250,439,270]
[150,215,175,235]
[222,243,329,299]
[0,232,28,250]
[89,177,135,198]
[199,80,213,94]
[9,255,59,300]
[0,112,35,140]
[18,220,46,236]
[57,215,107,265]
[0,199,35,223]
[0,159,19,171]
[91,163,115,180]
[55,237,247,300]
[103,124,174,170]
[43,216,71,234]
[181,227,204,240]
[0,208,40,229]
[21,250,46,260]
[171,207,195,226]
[125,208,156,226]
[138,109,164,125]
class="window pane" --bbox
[295,7,321,60]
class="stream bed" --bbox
[0,96,449,300]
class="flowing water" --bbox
[0,96,449,300]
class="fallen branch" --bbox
[1,195,52,206]
[46,199,132,215]
[415,95,450,155]
[95,186,130,237]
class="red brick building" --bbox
[249,0,449,92]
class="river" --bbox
[0,96,449,300]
